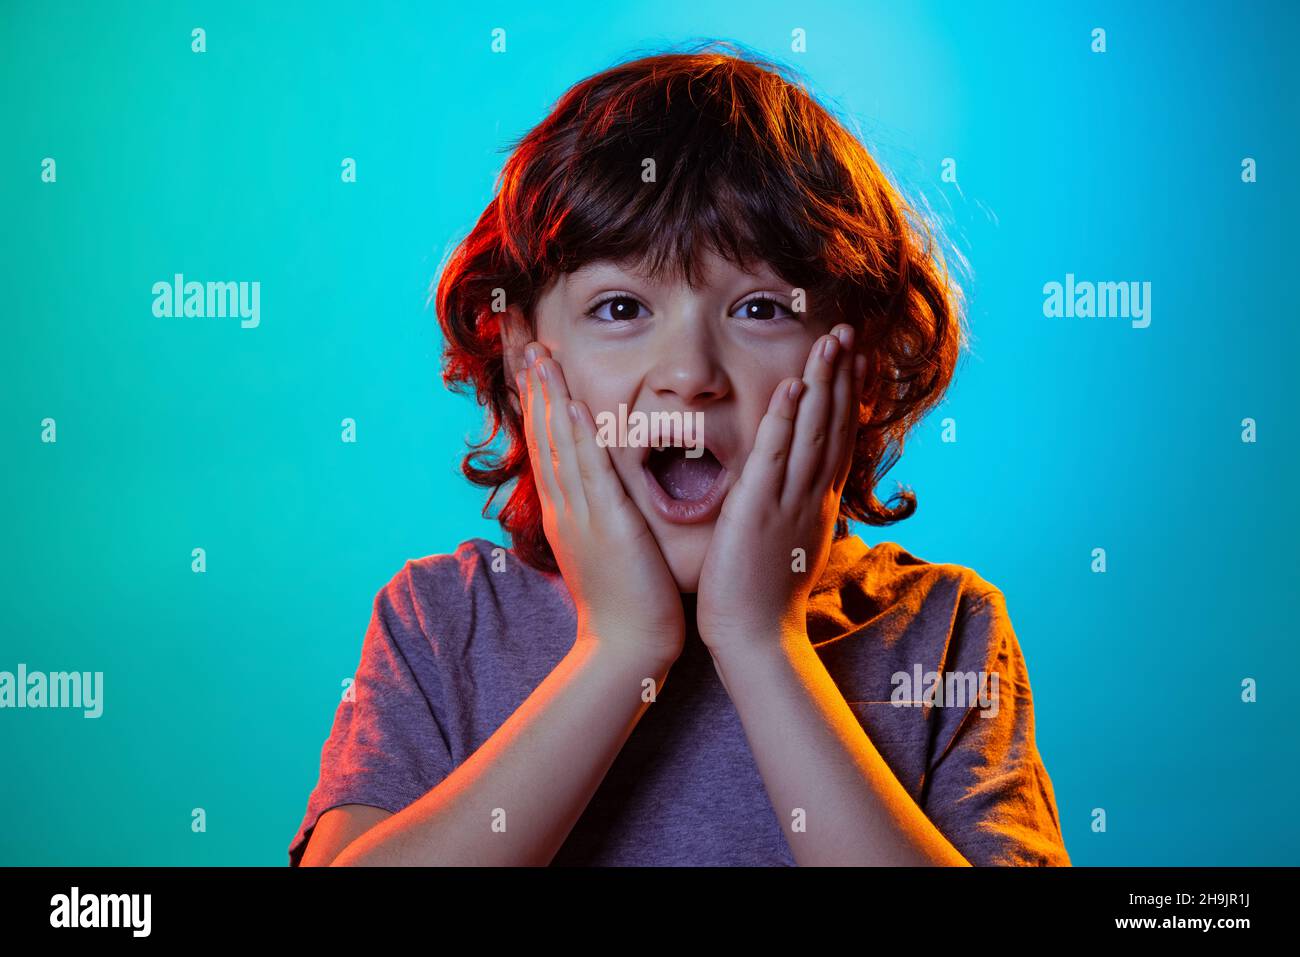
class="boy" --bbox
[289,43,1070,866]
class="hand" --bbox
[695,322,869,657]
[518,341,686,667]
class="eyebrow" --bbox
[568,257,783,290]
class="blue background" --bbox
[2,0,1296,864]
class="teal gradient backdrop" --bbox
[3,0,1296,865]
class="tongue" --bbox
[650,448,722,501]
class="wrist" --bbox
[699,613,809,658]
[573,626,682,675]
[707,625,813,674]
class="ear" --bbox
[499,304,532,416]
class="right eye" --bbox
[584,294,648,323]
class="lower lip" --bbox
[641,462,729,524]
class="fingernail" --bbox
[524,344,538,364]
[835,326,854,349]
[787,379,803,400]
[822,336,838,362]
[537,360,549,381]
[567,402,579,423]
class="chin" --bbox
[651,521,710,594]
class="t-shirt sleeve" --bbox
[921,588,1071,866]
[287,562,456,866]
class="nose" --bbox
[644,311,729,406]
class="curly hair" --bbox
[432,40,968,574]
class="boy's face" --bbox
[506,247,841,593]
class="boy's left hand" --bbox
[695,322,868,657]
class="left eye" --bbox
[732,296,794,321]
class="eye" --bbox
[732,294,795,322]
[584,294,647,322]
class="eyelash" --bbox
[583,293,796,323]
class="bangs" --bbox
[494,48,862,307]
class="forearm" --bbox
[709,631,970,866]
[331,634,674,866]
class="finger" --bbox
[531,345,589,521]
[519,361,564,516]
[831,350,869,496]
[821,332,863,493]
[567,397,634,511]
[784,324,851,505]
[731,376,803,506]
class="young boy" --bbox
[289,43,1071,867]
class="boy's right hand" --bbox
[518,342,685,668]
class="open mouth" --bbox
[646,446,724,501]
[641,441,729,524]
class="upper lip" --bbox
[638,422,730,470]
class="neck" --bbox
[680,592,700,643]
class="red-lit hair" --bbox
[432,40,967,573]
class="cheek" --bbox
[740,341,812,399]
[573,382,642,475]
[553,348,635,414]
[561,369,617,414]
[736,373,786,440]
[727,353,808,467]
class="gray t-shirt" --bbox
[288,534,1070,866]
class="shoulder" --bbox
[875,538,997,591]
[843,538,1002,620]
[372,538,574,646]
[862,544,1037,704]
[813,537,1012,679]
[874,540,1010,647]
[382,537,555,605]
[401,536,509,583]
